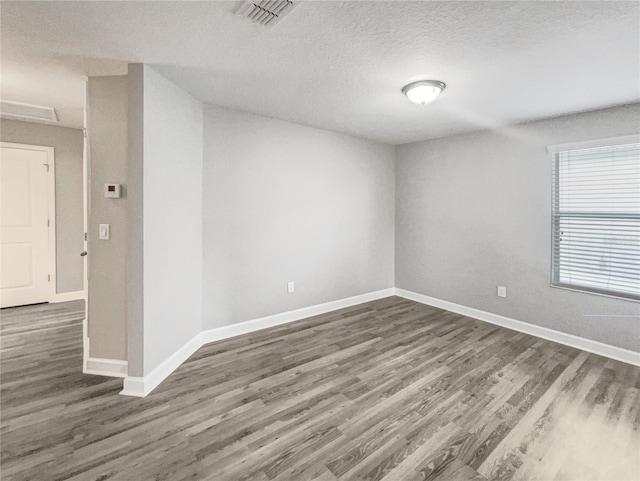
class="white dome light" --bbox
[402,80,446,105]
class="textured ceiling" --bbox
[1,1,638,143]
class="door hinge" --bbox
[48,274,51,282]
[47,219,50,227]
[84,232,87,241]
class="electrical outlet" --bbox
[287,281,295,293]
[497,286,507,298]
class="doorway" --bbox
[0,142,56,308]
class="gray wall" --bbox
[395,103,640,352]
[127,65,203,376]
[86,76,128,361]
[0,119,84,294]
[203,106,395,329]
[127,65,144,375]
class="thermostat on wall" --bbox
[104,183,121,198]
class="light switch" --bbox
[99,224,110,240]
[287,281,295,293]
[497,285,507,298]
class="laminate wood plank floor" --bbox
[1,297,639,481]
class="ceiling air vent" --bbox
[236,0,297,27]
[0,100,58,124]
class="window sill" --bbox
[550,283,640,304]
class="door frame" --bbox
[82,100,90,372]
[0,141,56,304]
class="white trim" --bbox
[82,92,90,379]
[547,134,640,154]
[550,284,640,304]
[394,288,640,367]
[120,333,202,397]
[52,290,85,303]
[119,288,395,397]
[118,286,639,397]
[84,357,128,378]
[83,333,91,376]
[200,288,395,345]
[0,142,56,305]
[120,376,146,397]
[46,146,56,304]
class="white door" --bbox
[0,144,55,308]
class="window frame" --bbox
[547,135,640,302]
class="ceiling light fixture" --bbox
[402,80,446,105]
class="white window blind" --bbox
[552,142,640,301]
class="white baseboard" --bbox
[84,357,128,378]
[120,376,146,397]
[200,288,396,345]
[53,290,85,303]
[117,285,638,398]
[120,288,395,397]
[394,288,640,367]
[120,333,202,397]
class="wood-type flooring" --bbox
[1,297,639,480]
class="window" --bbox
[551,140,639,301]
